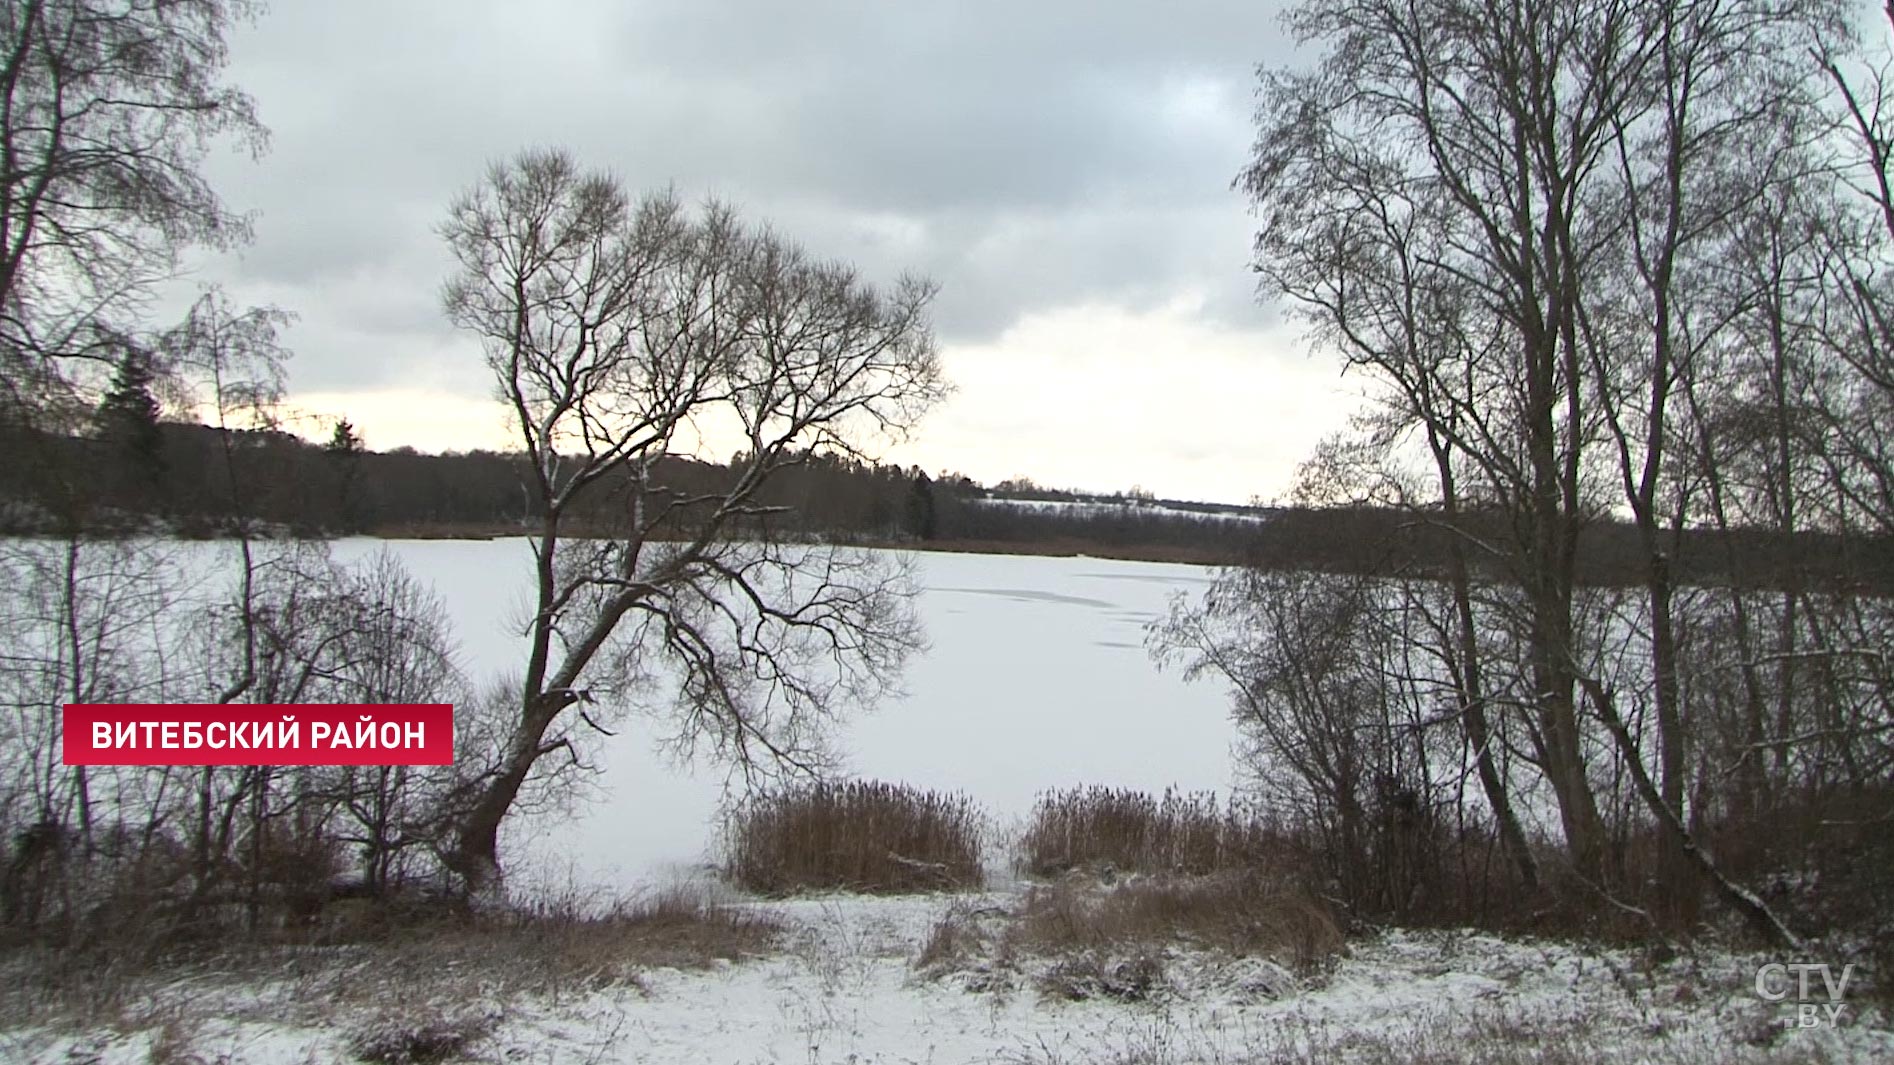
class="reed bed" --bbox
[725,780,985,895]
[1017,786,1288,877]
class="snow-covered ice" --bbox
[322,540,1241,893]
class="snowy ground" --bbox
[4,883,1887,1064]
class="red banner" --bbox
[61,704,455,766]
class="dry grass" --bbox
[0,881,780,1031]
[345,1006,498,1064]
[725,780,985,895]
[1035,950,1170,1003]
[346,884,781,995]
[911,899,1020,981]
[1017,787,1293,878]
[914,869,1346,1004]
[914,902,991,973]
[1008,871,1343,972]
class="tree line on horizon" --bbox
[6,403,1888,590]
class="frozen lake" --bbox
[329,540,1240,893]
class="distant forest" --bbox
[4,415,1887,593]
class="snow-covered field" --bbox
[6,885,1887,1063]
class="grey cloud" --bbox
[194,0,1297,395]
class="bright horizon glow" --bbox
[275,299,1350,506]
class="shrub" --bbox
[725,780,984,895]
[1016,787,1292,877]
[1036,950,1167,1003]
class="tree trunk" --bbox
[447,694,567,901]
[1579,672,1804,950]
[1446,542,1538,890]
[1645,550,1701,927]
[1531,615,1609,886]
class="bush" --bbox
[1036,950,1168,1002]
[1016,787,1291,878]
[725,780,984,895]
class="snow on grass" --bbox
[4,888,1887,1064]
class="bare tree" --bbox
[438,149,947,896]
[0,1,491,937]
[1236,0,1864,944]
[0,0,263,422]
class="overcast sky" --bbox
[185,0,1355,505]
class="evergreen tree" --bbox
[325,417,367,532]
[904,469,938,541]
[94,350,167,510]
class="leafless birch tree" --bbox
[1232,0,1863,944]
